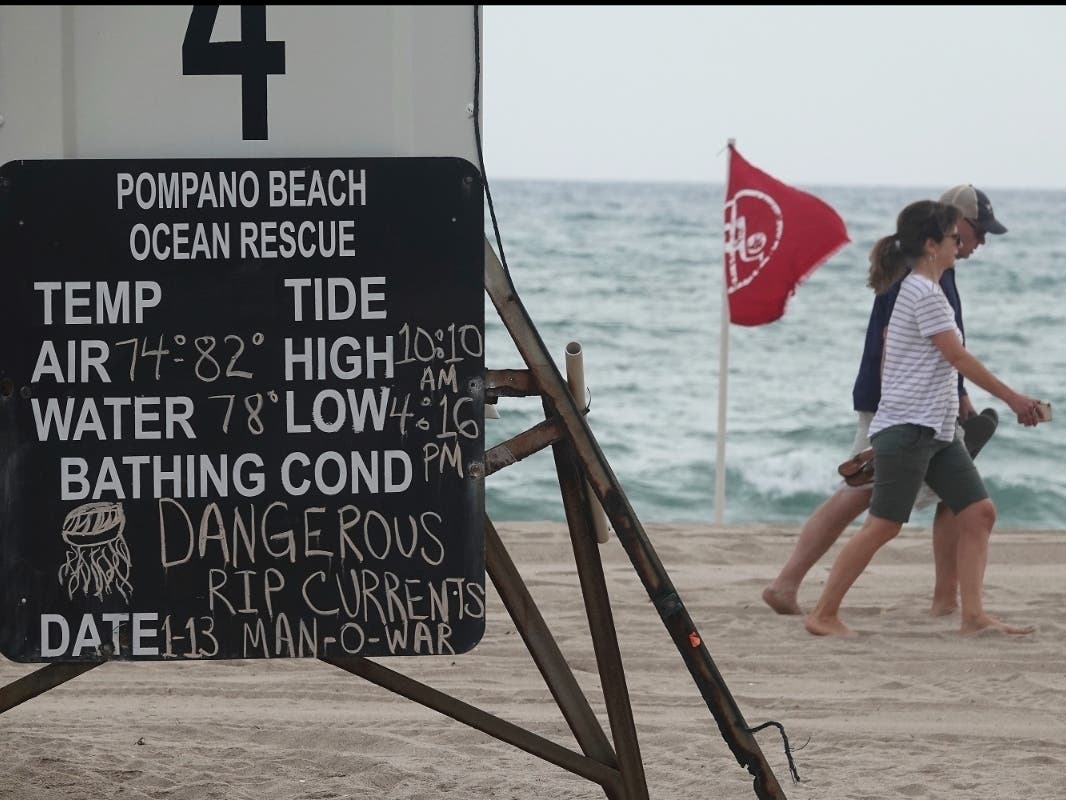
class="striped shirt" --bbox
[869,273,961,441]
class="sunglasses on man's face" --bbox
[966,218,986,241]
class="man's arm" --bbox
[940,270,973,418]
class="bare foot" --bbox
[762,585,802,615]
[804,614,858,637]
[960,614,1035,636]
[929,600,958,617]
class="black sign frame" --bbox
[0,157,486,661]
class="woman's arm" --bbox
[930,331,1041,426]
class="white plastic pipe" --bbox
[565,341,611,544]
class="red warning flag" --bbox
[724,144,850,325]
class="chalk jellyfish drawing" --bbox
[58,502,133,601]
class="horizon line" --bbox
[484,174,1066,193]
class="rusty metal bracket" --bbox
[484,368,538,399]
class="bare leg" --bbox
[805,513,902,637]
[930,502,959,616]
[763,487,872,614]
[954,499,1034,635]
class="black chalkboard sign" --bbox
[0,157,486,661]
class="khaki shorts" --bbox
[868,423,988,523]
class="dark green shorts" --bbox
[868,423,988,523]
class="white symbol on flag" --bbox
[724,190,784,293]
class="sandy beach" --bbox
[2,520,1064,799]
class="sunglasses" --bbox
[966,217,986,240]
[949,232,961,245]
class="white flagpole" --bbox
[714,139,734,526]
[714,268,729,526]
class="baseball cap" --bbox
[940,185,1007,234]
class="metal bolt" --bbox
[19,385,31,399]
[468,462,484,479]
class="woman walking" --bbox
[805,200,1041,637]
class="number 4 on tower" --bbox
[182,5,286,140]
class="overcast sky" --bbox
[482,5,1066,190]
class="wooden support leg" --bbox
[548,416,648,800]
[0,662,103,715]
[321,655,624,796]
[485,518,619,771]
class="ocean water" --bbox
[481,179,1066,530]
